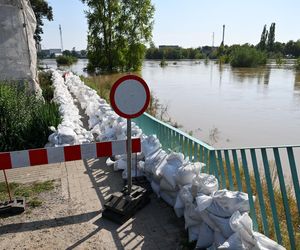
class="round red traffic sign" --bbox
[110,75,150,119]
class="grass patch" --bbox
[0,82,61,151]
[39,71,54,102]
[0,180,55,208]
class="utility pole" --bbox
[59,24,64,52]
[212,32,215,48]
[221,24,225,46]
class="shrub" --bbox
[38,71,54,102]
[230,46,267,67]
[0,83,61,151]
[56,55,78,66]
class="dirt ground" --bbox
[0,159,185,250]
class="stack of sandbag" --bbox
[46,70,93,146]
[219,211,285,250]
[51,70,285,250]
[64,73,108,128]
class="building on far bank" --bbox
[41,49,62,58]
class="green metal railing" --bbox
[134,113,300,249]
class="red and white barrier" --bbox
[0,138,141,170]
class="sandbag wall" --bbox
[47,70,285,250]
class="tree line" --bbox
[32,1,300,71]
[146,45,203,60]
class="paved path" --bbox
[0,158,185,249]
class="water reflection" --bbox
[231,66,271,85]
[294,71,300,91]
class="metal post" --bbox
[3,170,12,202]
[127,118,132,194]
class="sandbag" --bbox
[184,203,202,228]
[209,213,234,239]
[151,180,160,197]
[224,211,286,250]
[159,152,185,188]
[160,190,176,207]
[57,126,77,145]
[176,162,203,186]
[214,231,227,248]
[188,224,201,242]
[195,193,213,213]
[141,135,161,157]
[218,232,245,250]
[253,232,286,250]
[179,185,193,205]
[207,190,251,217]
[160,178,178,192]
[174,194,184,218]
[144,149,167,175]
[196,222,214,248]
[191,173,218,196]
[160,163,179,189]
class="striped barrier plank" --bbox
[0,138,141,170]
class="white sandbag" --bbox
[176,162,204,186]
[113,158,134,171]
[151,180,160,197]
[57,126,77,145]
[144,149,167,175]
[196,222,214,248]
[207,190,251,218]
[174,194,184,218]
[195,193,213,213]
[229,211,285,250]
[141,135,161,157]
[218,232,245,250]
[158,163,177,185]
[214,231,227,248]
[160,190,176,207]
[160,153,185,189]
[191,173,218,196]
[152,152,183,179]
[160,177,178,192]
[209,213,234,239]
[184,203,203,228]
[179,185,194,205]
[188,224,201,242]
[253,232,286,250]
[152,151,168,179]
[166,152,185,166]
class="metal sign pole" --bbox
[3,170,12,202]
[127,118,132,194]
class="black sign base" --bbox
[0,197,25,215]
[102,185,150,224]
[124,176,152,195]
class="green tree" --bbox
[258,24,268,51]
[82,0,154,72]
[30,0,53,44]
[267,22,276,52]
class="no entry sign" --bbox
[110,75,150,119]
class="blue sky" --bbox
[42,0,300,50]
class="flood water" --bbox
[42,59,300,149]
